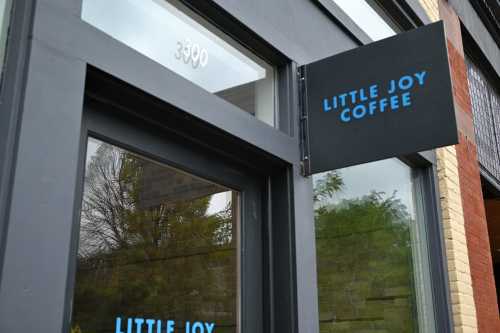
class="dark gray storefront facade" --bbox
[0,1,454,332]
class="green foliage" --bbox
[315,176,417,332]
[70,325,82,333]
[313,171,344,202]
[72,143,237,333]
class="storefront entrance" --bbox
[67,77,267,333]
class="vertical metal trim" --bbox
[402,155,454,332]
[297,66,311,176]
[268,168,299,333]
[61,108,89,333]
[0,0,37,285]
[424,164,454,332]
[263,176,275,333]
[285,167,299,333]
[278,63,297,136]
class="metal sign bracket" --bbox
[298,65,311,177]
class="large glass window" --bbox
[314,159,435,332]
[82,0,277,126]
[70,137,239,333]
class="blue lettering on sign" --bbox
[115,317,215,333]
[322,70,426,123]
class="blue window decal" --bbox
[114,317,216,333]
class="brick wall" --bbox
[456,132,500,332]
[419,1,480,331]
[419,0,439,21]
[436,145,478,333]
[440,0,500,331]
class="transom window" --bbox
[332,0,396,41]
[82,0,277,126]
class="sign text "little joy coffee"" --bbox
[322,71,427,123]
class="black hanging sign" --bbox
[300,21,458,175]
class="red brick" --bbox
[449,38,500,332]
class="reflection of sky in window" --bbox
[314,159,416,219]
[206,191,232,215]
[332,0,396,41]
[82,0,266,93]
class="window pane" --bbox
[82,0,277,126]
[332,0,395,41]
[71,138,239,333]
[314,159,435,332]
[0,0,12,81]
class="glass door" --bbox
[68,103,264,333]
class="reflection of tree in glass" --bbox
[314,172,417,333]
[72,142,237,333]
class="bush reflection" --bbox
[71,139,238,333]
[315,166,418,332]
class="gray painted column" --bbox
[292,165,319,333]
[0,36,86,331]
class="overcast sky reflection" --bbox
[333,0,396,41]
